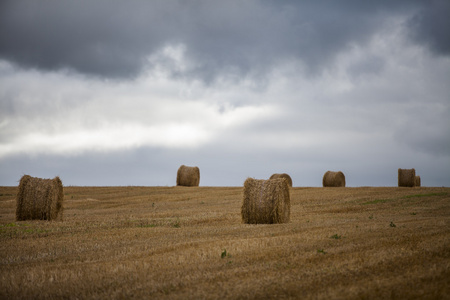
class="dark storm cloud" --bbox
[0,0,179,78]
[0,0,444,80]
[408,0,450,55]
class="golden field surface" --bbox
[0,185,449,299]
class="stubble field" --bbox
[0,185,449,299]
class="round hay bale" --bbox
[322,171,346,187]
[176,165,200,187]
[398,168,416,187]
[269,173,293,187]
[16,175,64,221]
[415,176,421,187]
[241,178,290,224]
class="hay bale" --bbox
[16,175,64,221]
[322,171,346,187]
[269,173,293,187]
[398,168,416,187]
[415,176,421,187]
[176,165,200,187]
[241,178,290,224]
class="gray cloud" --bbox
[408,0,450,55]
[394,107,450,157]
[0,0,443,81]
[0,0,177,78]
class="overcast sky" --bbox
[1,0,449,187]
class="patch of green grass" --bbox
[360,192,447,205]
[330,234,341,239]
[0,223,49,238]
[171,218,181,228]
[0,222,30,228]
[361,199,392,205]
[317,249,327,254]
[23,228,49,234]
[390,221,396,228]
[221,249,232,264]
[0,223,32,239]
[402,192,447,199]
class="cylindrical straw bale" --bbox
[176,165,200,187]
[322,171,346,187]
[415,176,421,187]
[16,175,64,221]
[241,178,290,224]
[398,168,416,187]
[269,173,293,187]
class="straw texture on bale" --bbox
[269,173,293,187]
[176,165,200,187]
[398,168,416,187]
[241,178,290,224]
[16,175,64,221]
[322,171,346,187]
[415,176,421,187]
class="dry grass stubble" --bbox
[0,186,449,299]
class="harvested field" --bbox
[0,186,449,299]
